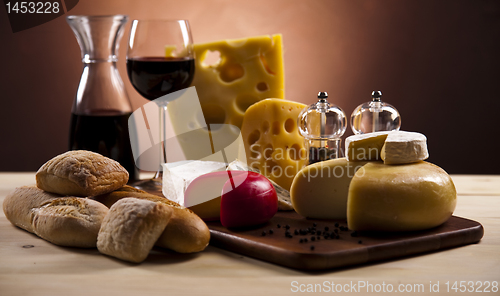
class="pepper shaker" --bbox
[298,92,347,164]
[351,90,401,134]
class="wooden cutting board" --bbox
[207,212,483,271]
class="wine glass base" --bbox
[130,178,164,197]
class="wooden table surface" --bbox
[1,173,499,296]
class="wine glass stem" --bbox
[153,102,169,180]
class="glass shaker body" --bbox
[298,93,346,164]
[67,15,138,181]
[351,91,401,134]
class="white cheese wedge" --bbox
[381,131,429,164]
[162,160,227,206]
[346,131,429,165]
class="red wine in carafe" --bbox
[69,111,138,181]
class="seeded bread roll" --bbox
[94,185,210,253]
[97,198,173,263]
[3,185,108,247]
[36,150,129,196]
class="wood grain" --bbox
[1,173,499,296]
[208,212,483,270]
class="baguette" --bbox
[97,198,173,263]
[3,185,108,247]
[36,150,128,196]
[94,185,210,253]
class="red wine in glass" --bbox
[127,57,195,100]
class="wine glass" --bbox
[126,19,195,194]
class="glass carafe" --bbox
[67,15,138,181]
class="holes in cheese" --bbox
[235,94,259,115]
[219,63,245,83]
[241,99,307,190]
[201,50,221,67]
[168,34,284,161]
[256,82,269,92]
[284,118,295,133]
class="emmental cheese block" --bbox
[168,35,284,160]
[290,158,369,219]
[347,161,456,232]
[240,99,307,190]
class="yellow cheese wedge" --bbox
[290,158,369,219]
[346,131,429,164]
[240,99,307,190]
[347,161,457,231]
[167,35,284,160]
[345,131,390,161]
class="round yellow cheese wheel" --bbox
[347,161,457,232]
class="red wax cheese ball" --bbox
[220,171,278,228]
[185,170,247,221]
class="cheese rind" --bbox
[290,158,369,219]
[345,131,390,161]
[168,35,284,160]
[381,131,429,164]
[347,161,456,231]
[240,99,307,190]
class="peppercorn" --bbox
[304,238,308,243]
[269,229,274,234]
[294,229,299,235]
[358,240,362,244]
[277,224,281,228]
[313,223,317,227]
[299,239,304,243]
[334,223,339,227]
[261,231,266,236]
[316,230,322,236]
[285,225,290,229]
[311,236,316,241]
[310,245,315,251]
[324,226,329,231]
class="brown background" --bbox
[1,0,499,174]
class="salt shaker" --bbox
[298,92,347,164]
[351,90,401,134]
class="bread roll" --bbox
[94,185,210,253]
[97,198,173,263]
[3,185,108,247]
[36,150,129,196]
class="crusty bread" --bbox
[3,185,108,247]
[97,198,173,263]
[36,150,129,196]
[94,185,210,253]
